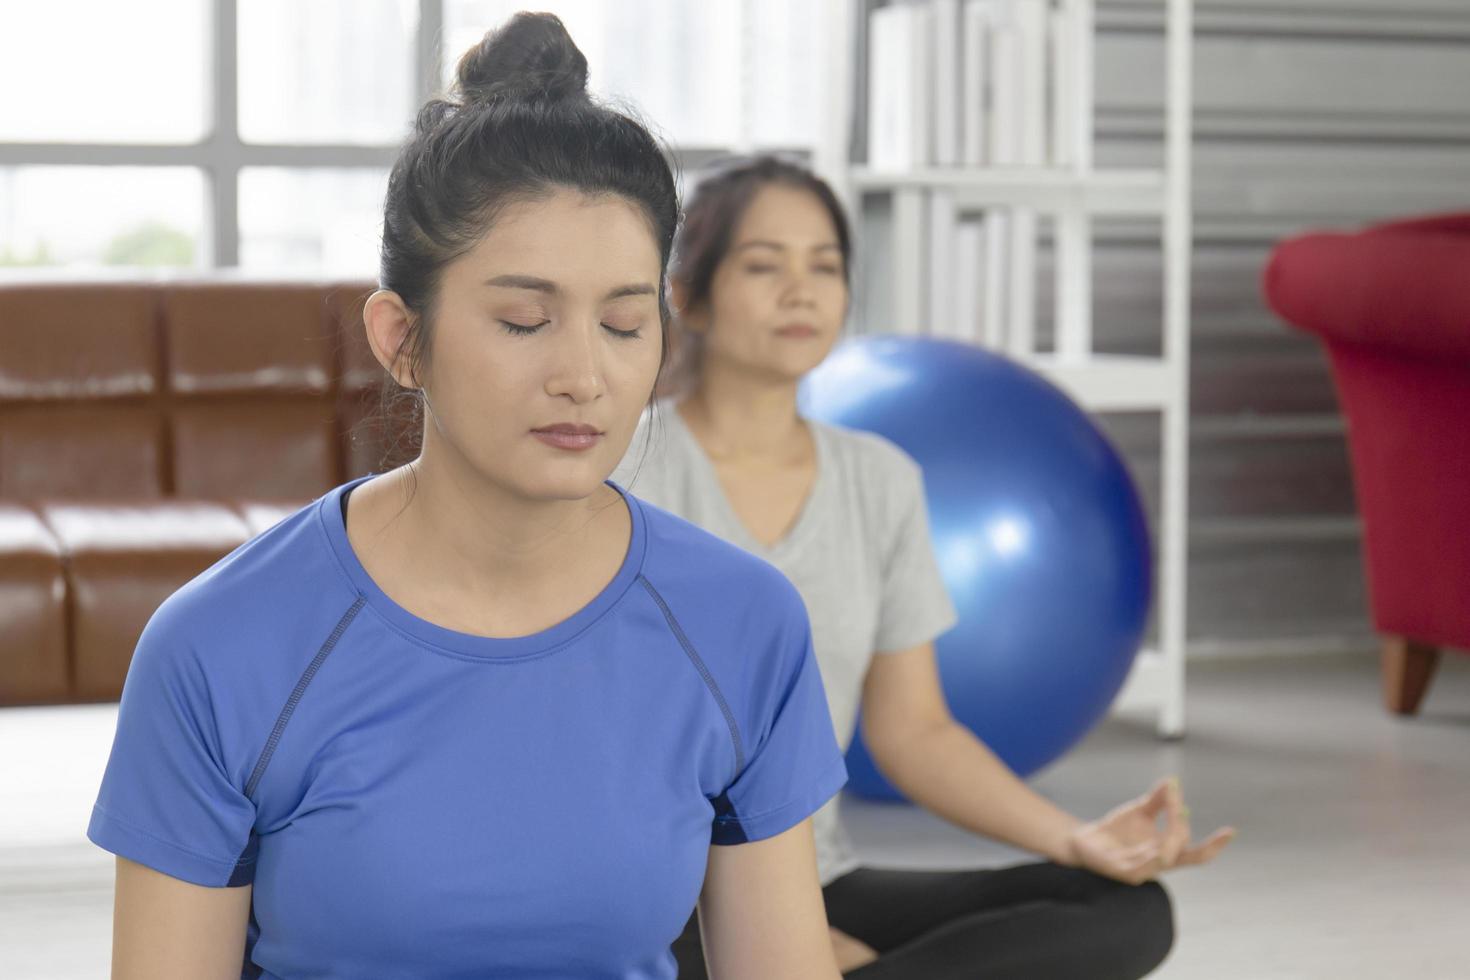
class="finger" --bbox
[1138,777,1173,818]
[1117,843,1164,885]
[1086,802,1154,850]
[1177,827,1236,867]
[1103,780,1167,831]
[1160,781,1191,866]
[1107,840,1161,866]
[1093,840,1162,882]
[1075,834,1132,867]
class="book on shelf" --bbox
[931,0,962,167]
[866,2,933,171]
[925,212,999,346]
[981,211,1008,346]
[950,219,982,342]
[865,0,1089,349]
[927,190,957,331]
[960,0,990,166]
[867,0,1080,171]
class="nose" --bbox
[544,319,606,404]
[780,265,818,309]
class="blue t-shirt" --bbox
[88,476,847,980]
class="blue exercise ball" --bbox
[800,336,1152,796]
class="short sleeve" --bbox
[873,453,960,654]
[87,606,258,887]
[712,586,848,845]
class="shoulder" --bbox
[630,500,813,761]
[129,493,362,697]
[810,421,929,535]
[632,499,810,702]
[811,420,922,486]
[634,496,803,620]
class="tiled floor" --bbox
[3,652,1467,979]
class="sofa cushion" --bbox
[0,504,68,705]
[164,284,334,395]
[41,501,250,701]
[0,284,159,401]
[0,284,165,498]
[1,404,165,498]
[172,399,337,499]
[163,284,341,499]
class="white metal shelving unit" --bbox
[828,0,1193,738]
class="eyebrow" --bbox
[483,274,656,300]
[731,240,842,255]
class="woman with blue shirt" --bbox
[88,17,847,980]
[614,156,1236,978]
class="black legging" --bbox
[671,862,1175,979]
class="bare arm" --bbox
[859,642,1083,863]
[697,819,843,980]
[862,642,1235,883]
[112,857,252,980]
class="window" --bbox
[238,0,417,145]
[0,167,206,269]
[238,168,388,273]
[0,0,832,275]
[443,0,824,148]
[0,0,210,144]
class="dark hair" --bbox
[660,155,852,396]
[371,11,679,465]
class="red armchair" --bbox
[1264,213,1470,715]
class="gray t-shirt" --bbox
[612,403,958,885]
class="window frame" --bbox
[0,0,438,267]
[0,0,832,270]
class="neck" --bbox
[680,360,806,460]
[372,438,621,599]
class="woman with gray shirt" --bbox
[614,156,1234,979]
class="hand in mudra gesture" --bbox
[1067,777,1236,886]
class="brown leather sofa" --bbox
[0,279,413,706]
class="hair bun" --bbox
[455,12,589,106]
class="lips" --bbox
[532,424,601,436]
[775,323,819,338]
[530,423,604,452]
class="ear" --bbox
[669,276,690,315]
[669,278,709,335]
[363,289,420,389]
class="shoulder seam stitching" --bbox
[637,575,746,779]
[243,596,365,801]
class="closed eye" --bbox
[500,319,642,339]
[500,319,548,336]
